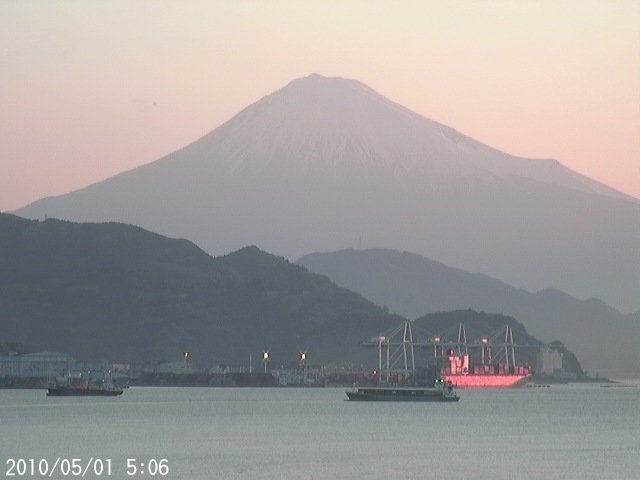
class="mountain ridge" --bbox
[13,74,640,312]
[0,213,405,367]
[0,213,589,378]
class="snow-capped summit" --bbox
[14,74,640,311]
[181,74,625,198]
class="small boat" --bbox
[46,378,124,397]
[46,386,123,397]
[345,379,459,402]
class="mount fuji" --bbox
[14,74,640,312]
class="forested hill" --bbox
[0,214,403,367]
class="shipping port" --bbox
[361,321,543,388]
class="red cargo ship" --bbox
[440,353,531,388]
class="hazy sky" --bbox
[1,0,638,212]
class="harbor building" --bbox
[0,352,73,379]
[536,348,563,376]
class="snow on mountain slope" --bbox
[180,74,628,198]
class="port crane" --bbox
[362,321,547,382]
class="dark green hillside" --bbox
[0,214,402,368]
[415,310,529,335]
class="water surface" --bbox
[1,384,638,479]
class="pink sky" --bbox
[1,1,638,212]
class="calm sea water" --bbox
[1,384,638,480]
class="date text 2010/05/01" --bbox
[5,458,170,477]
